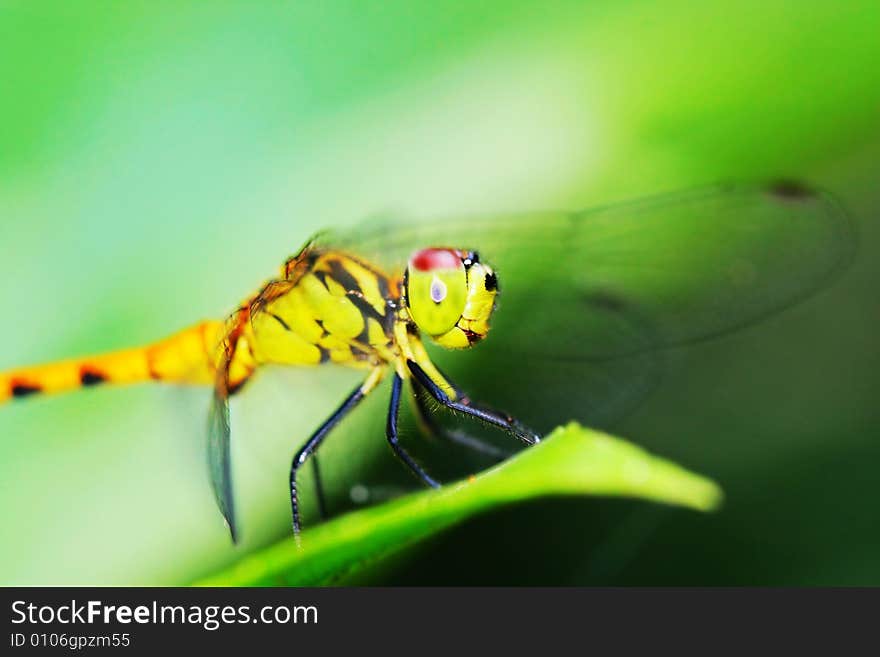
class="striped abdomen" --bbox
[0,321,223,404]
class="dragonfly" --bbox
[0,182,855,544]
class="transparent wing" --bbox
[327,182,854,355]
[207,347,237,543]
[320,182,856,430]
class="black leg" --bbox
[290,379,372,542]
[407,360,541,445]
[387,373,440,488]
[410,378,512,460]
[310,456,328,520]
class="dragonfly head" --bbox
[404,248,498,349]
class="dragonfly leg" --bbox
[409,378,512,461]
[310,457,328,520]
[290,367,384,542]
[407,360,541,446]
[387,374,440,489]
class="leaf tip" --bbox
[696,481,725,513]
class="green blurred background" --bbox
[1,1,878,585]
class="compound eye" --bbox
[406,248,468,336]
[430,276,447,303]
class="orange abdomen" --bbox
[0,321,224,404]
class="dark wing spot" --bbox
[11,382,41,397]
[80,368,107,386]
[582,290,628,313]
[767,180,816,202]
[484,271,498,292]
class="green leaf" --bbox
[195,422,722,586]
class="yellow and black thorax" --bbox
[225,249,401,392]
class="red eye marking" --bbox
[410,248,462,272]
